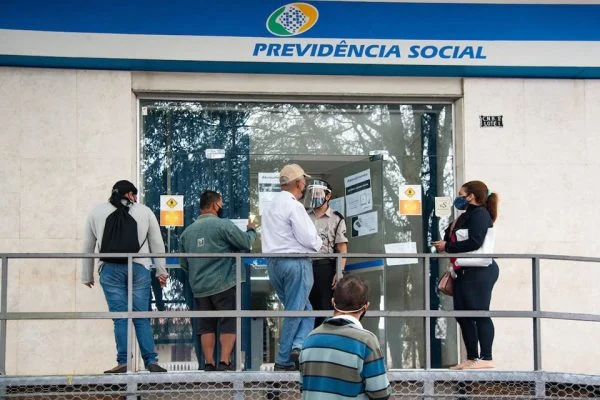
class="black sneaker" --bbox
[147,363,167,373]
[290,348,301,369]
[203,363,216,371]
[217,361,234,371]
[273,363,297,371]
[104,364,127,374]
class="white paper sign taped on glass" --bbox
[435,196,452,217]
[258,172,281,215]
[328,197,345,216]
[344,169,372,217]
[384,242,418,266]
[350,211,377,238]
[231,219,249,232]
[205,148,226,159]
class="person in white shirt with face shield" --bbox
[304,179,349,328]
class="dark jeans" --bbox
[453,261,499,360]
[309,259,336,328]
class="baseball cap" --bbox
[279,164,311,184]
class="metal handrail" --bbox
[1,252,599,375]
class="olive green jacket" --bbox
[179,214,256,297]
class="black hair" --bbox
[109,180,137,208]
[333,275,369,311]
[200,191,222,210]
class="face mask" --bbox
[453,195,469,210]
[310,195,326,209]
[217,205,224,218]
[310,192,331,209]
[332,301,368,321]
[125,192,137,204]
[299,185,307,200]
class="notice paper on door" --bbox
[350,211,377,237]
[230,219,249,232]
[384,242,418,266]
[329,197,345,216]
[258,172,281,215]
[435,196,452,217]
[344,169,372,217]
[231,219,252,249]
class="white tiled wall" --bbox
[462,78,600,374]
[0,67,134,375]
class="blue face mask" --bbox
[453,196,469,210]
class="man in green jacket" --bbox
[179,191,256,371]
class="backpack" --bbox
[100,205,145,264]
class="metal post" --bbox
[0,256,7,375]
[127,381,137,400]
[233,259,246,400]
[423,255,432,370]
[127,255,134,374]
[532,257,542,372]
[423,380,435,400]
[233,378,244,400]
[381,252,388,368]
[235,255,242,371]
[535,379,545,400]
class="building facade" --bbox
[1,0,599,375]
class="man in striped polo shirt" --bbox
[299,275,390,399]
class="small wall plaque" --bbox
[480,115,503,127]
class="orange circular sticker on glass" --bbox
[266,3,319,37]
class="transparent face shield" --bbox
[303,179,331,210]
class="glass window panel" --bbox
[140,100,455,370]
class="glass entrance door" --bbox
[139,100,456,370]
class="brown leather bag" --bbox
[438,271,454,296]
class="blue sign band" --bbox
[1,1,599,41]
[345,259,386,272]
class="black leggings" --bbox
[453,262,499,360]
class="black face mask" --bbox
[217,205,224,218]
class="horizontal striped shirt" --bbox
[300,317,390,399]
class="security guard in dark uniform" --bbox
[305,180,348,327]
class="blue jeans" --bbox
[100,262,158,367]
[267,258,314,366]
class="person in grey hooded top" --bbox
[81,180,168,373]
